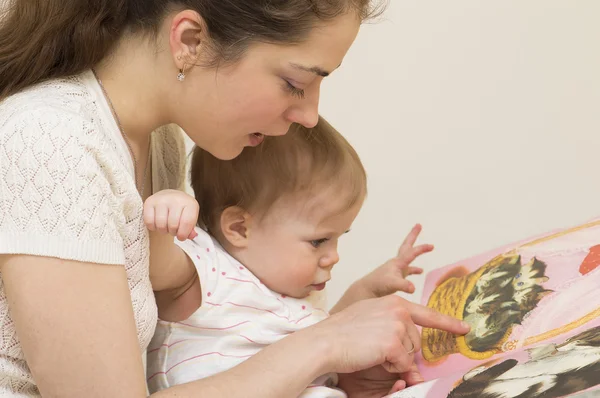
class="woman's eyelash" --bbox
[284,80,305,99]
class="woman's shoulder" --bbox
[0,71,102,137]
[0,71,127,170]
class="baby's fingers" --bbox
[177,204,199,241]
[167,206,182,236]
[143,203,156,231]
[397,244,434,271]
[413,243,434,256]
[398,224,423,253]
[153,203,169,234]
[388,379,407,394]
[399,364,424,387]
[392,278,416,294]
[402,266,424,278]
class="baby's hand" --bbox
[143,189,199,241]
[362,224,432,298]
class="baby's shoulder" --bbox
[174,228,222,270]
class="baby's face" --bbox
[240,191,363,298]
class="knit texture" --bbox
[0,70,186,395]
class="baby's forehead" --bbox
[262,192,336,220]
[264,188,361,226]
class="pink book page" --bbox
[415,217,600,382]
[389,316,600,397]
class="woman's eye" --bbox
[310,238,328,248]
[284,80,305,99]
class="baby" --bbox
[145,117,432,396]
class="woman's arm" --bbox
[1,255,149,397]
[154,324,332,397]
[1,254,330,398]
[1,254,467,397]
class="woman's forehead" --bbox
[252,13,360,73]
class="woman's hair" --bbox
[190,116,367,235]
[0,0,385,99]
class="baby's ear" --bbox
[220,206,252,248]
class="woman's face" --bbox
[175,13,361,160]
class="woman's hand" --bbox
[327,295,467,397]
[337,364,424,398]
[319,295,470,375]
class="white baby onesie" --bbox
[147,228,346,397]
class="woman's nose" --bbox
[285,86,320,128]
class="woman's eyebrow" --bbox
[289,62,333,77]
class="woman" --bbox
[0,1,469,397]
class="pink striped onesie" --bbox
[146,228,346,397]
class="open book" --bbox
[387,217,600,398]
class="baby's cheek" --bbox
[289,263,317,287]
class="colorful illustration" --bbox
[386,322,600,398]
[385,217,600,398]
[446,324,600,398]
[416,217,600,381]
[423,253,554,363]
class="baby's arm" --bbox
[331,224,430,314]
[143,189,199,317]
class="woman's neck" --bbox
[93,34,173,147]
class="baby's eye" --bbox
[518,282,524,286]
[310,238,328,248]
[516,273,522,278]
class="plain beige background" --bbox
[184,1,600,309]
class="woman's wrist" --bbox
[158,324,338,398]
[292,323,337,376]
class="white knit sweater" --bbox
[0,71,186,396]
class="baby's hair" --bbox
[190,116,367,234]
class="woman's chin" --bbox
[215,148,244,161]
[207,136,263,160]
[200,142,243,161]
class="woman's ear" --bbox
[220,207,252,248]
[168,10,209,71]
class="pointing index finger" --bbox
[405,301,470,335]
